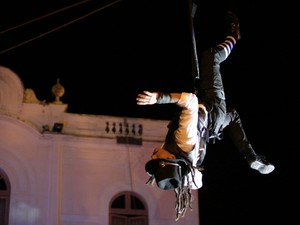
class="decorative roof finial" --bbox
[51,78,65,104]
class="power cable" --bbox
[0,0,122,55]
[0,0,92,36]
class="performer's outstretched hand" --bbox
[136,91,158,105]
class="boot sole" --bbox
[250,161,275,174]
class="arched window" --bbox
[0,169,10,225]
[109,191,148,225]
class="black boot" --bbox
[225,11,241,41]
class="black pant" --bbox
[198,47,256,159]
[222,107,256,159]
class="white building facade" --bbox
[0,66,199,225]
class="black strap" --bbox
[188,0,200,94]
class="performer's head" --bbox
[145,147,203,221]
[145,147,202,190]
[145,156,188,190]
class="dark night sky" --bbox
[0,0,286,118]
[0,0,297,224]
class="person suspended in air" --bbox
[136,10,275,221]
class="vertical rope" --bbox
[188,0,200,94]
[124,118,134,192]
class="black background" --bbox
[0,0,297,224]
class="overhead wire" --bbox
[0,0,123,55]
[0,0,92,36]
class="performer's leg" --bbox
[198,12,240,138]
[222,108,275,174]
[198,11,241,95]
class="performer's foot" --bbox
[226,11,241,41]
[247,155,275,174]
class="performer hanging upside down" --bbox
[196,11,274,174]
[136,10,275,221]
